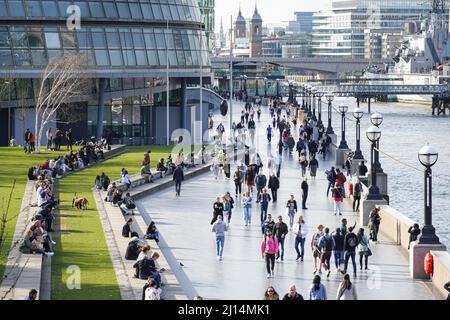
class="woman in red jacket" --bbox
[261,229,279,278]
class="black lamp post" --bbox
[326,92,334,134]
[317,91,324,127]
[306,85,312,117]
[366,125,383,200]
[264,77,267,98]
[311,88,318,121]
[371,112,384,173]
[301,84,306,109]
[418,146,441,244]
[338,105,349,149]
[352,107,364,160]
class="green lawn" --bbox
[0,147,79,279]
[51,146,172,300]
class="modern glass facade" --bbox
[198,0,215,51]
[0,0,215,146]
[312,0,442,58]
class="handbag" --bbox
[367,248,372,257]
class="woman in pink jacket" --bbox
[261,229,279,278]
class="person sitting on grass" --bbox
[145,221,160,243]
[122,218,139,238]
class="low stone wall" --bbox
[430,251,450,299]
[378,205,417,252]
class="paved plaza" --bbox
[137,101,438,300]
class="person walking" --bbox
[273,216,288,261]
[261,229,278,278]
[368,206,381,242]
[24,128,31,153]
[46,128,53,150]
[223,193,234,226]
[258,189,271,225]
[262,214,275,235]
[309,156,319,180]
[325,167,336,197]
[357,228,371,270]
[358,161,368,177]
[266,125,273,143]
[311,224,324,274]
[353,178,362,212]
[332,228,345,273]
[343,227,358,277]
[66,128,73,151]
[245,166,256,193]
[344,156,352,178]
[285,195,297,230]
[212,215,228,261]
[294,215,308,261]
[241,192,253,227]
[173,165,184,196]
[255,171,267,201]
[268,173,280,202]
[233,168,243,198]
[299,152,308,177]
[332,184,344,216]
[211,197,224,225]
[301,177,308,210]
[408,223,421,250]
[309,275,327,300]
[282,285,304,300]
[336,274,358,300]
[275,153,282,178]
[318,227,335,278]
[263,286,280,300]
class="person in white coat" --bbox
[294,215,308,262]
[336,273,358,300]
[145,279,162,300]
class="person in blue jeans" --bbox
[293,215,308,261]
[212,215,228,261]
[258,189,271,224]
[343,227,358,277]
[273,216,289,261]
[241,192,253,226]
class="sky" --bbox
[214,0,329,32]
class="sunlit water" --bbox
[326,97,450,250]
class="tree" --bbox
[33,54,89,152]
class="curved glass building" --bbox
[0,0,216,146]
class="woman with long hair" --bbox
[309,275,327,300]
[261,229,279,278]
[263,286,280,300]
[356,228,371,270]
[336,274,358,300]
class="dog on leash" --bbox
[72,193,89,210]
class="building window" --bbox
[44,32,61,49]
[103,2,118,18]
[8,0,25,16]
[89,2,105,18]
[117,2,131,19]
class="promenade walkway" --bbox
[137,101,438,300]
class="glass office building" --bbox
[312,0,439,58]
[0,0,218,146]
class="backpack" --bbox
[338,174,347,183]
[324,237,333,251]
[347,235,357,248]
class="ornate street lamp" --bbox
[370,112,384,173]
[301,84,306,109]
[366,125,383,200]
[317,91,324,127]
[311,87,318,121]
[338,104,349,149]
[352,107,364,160]
[306,85,312,117]
[326,92,334,134]
[418,146,441,244]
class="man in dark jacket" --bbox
[282,285,304,300]
[125,237,140,260]
[24,128,31,153]
[268,173,280,202]
[343,227,358,277]
[122,218,139,238]
[326,167,337,197]
[273,216,289,261]
[255,172,267,201]
[211,197,224,225]
[66,128,73,151]
[173,165,184,196]
[258,188,271,224]
[358,161,368,177]
[261,213,275,235]
[301,177,309,209]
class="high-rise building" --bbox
[312,0,441,58]
[286,12,315,35]
[198,0,215,51]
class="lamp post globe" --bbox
[417,145,440,244]
[366,125,382,200]
[370,112,384,173]
[353,107,364,160]
[370,112,383,127]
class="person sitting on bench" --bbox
[112,188,123,206]
[156,158,168,178]
[122,218,139,238]
[141,163,154,183]
[120,193,136,215]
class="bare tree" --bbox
[33,54,89,152]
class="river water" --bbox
[324,97,450,250]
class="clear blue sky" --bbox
[214,0,329,31]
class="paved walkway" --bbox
[137,101,437,300]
